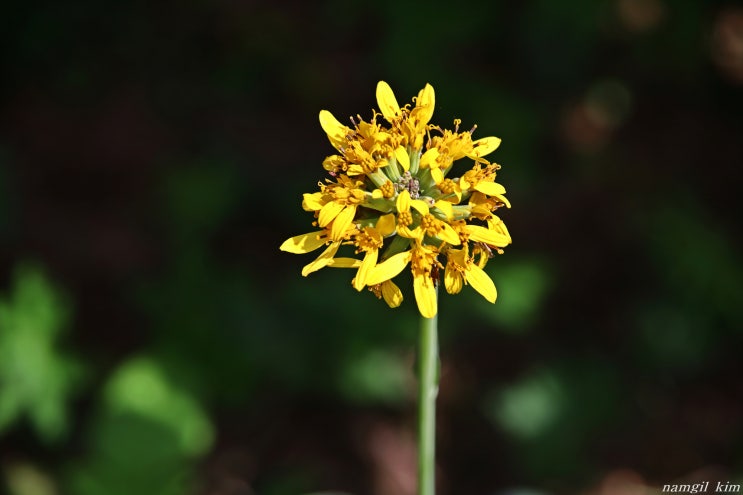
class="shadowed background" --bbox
[1,1,742,494]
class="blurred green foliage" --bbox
[472,258,553,332]
[338,349,411,405]
[66,357,213,495]
[0,264,83,443]
[102,357,214,456]
[488,369,564,440]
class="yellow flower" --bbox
[443,246,497,303]
[351,213,395,291]
[280,81,512,317]
[395,189,429,239]
[369,279,404,308]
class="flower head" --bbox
[280,81,512,318]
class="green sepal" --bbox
[381,235,411,260]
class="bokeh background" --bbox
[1,0,742,494]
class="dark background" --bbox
[1,1,742,494]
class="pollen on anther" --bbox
[439,179,457,195]
[380,180,395,199]
[398,211,413,227]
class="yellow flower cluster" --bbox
[280,81,511,318]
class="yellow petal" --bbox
[473,181,506,197]
[416,83,436,125]
[475,250,488,269]
[488,216,511,239]
[474,182,511,208]
[301,242,340,276]
[353,249,378,291]
[280,231,326,254]
[394,146,410,171]
[469,136,501,157]
[319,110,347,150]
[413,274,437,318]
[465,225,511,247]
[437,222,461,246]
[318,201,345,227]
[419,148,439,169]
[398,225,423,240]
[376,213,396,237]
[434,200,453,220]
[366,251,412,286]
[372,189,384,199]
[410,199,429,216]
[396,189,411,212]
[431,167,444,184]
[376,81,401,121]
[381,280,403,308]
[347,164,365,176]
[417,83,435,109]
[322,154,346,172]
[447,247,467,266]
[464,263,497,303]
[444,264,463,294]
[327,257,362,268]
[331,204,357,241]
[302,192,325,211]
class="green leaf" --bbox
[0,264,84,443]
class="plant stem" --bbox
[418,291,439,495]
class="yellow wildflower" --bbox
[443,245,497,302]
[280,81,512,317]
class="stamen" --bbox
[438,178,456,195]
[380,180,395,199]
[397,211,413,227]
[369,284,383,299]
[475,242,495,259]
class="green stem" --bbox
[418,289,439,495]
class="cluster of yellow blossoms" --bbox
[280,81,511,318]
